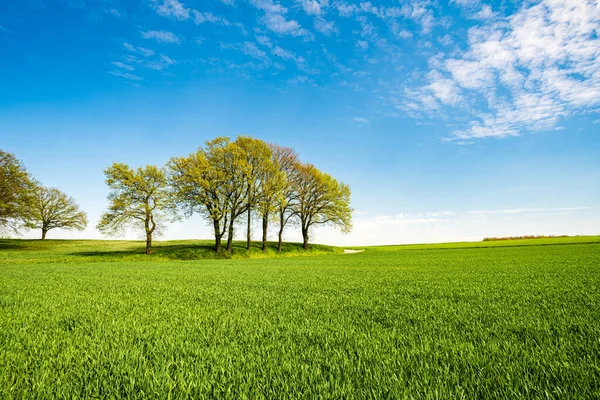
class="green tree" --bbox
[97,163,169,255]
[293,163,353,249]
[25,186,88,239]
[168,137,250,254]
[0,150,36,234]
[235,136,277,251]
[270,144,300,252]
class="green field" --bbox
[1,237,600,398]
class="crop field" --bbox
[1,237,599,398]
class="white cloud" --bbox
[451,0,480,7]
[143,54,177,70]
[111,61,134,71]
[263,13,311,37]
[240,42,269,60]
[409,0,600,140]
[123,43,156,57]
[272,46,303,62]
[255,35,273,48]
[249,0,287,14]
[109,70,143,81]
[314,17,337,35]
[154,0,189,20]
[141,30,181,44]
[353,117,369,123]
[473,5,496,20]
[193,11,231,25]
[297,0,322,15]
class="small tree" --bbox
[0,150,36,234]
[97,163,168,255]
[26,186,87,239]
[293,163,353,249]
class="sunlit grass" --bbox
[1,237,599,398]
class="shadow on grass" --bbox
[0,240,45,250]
[69,241,335,261]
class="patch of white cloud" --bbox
[408,0,600,140]
[141,30,181,44]
[111,61,134,71]
[314,17,337,35]
[193,11,231,25]
[124,43,156,57]
[109,70,143,81]
[154,0,189,20]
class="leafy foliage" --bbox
[0,150,36,234]
[25,186,87,239]
[97,163,169,255]
[293,163,353,249]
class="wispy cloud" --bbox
[314,17,337,35]
[154,0,189,20]
[193,11,230,25]
[141,30,181,44]
[111,61,134,71]
[124,43,156,57]
[408,0,600,140]
[109,70,143,81]
[353,117,370,123]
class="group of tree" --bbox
[98,136,352,254]
[0,150,88,239]
[1,137,353,254]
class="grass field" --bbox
[1,237,599,398]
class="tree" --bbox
[0,150,36,234]
[270,144,300,252]
[168,137,250,254]
[293,163,353,249]
[234,136,276,251]
[97,163,168,255]
[25,186,87,239]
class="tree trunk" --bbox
[246,208,251,251]
[226,220,235,253]
[302,225,309,250]
[41,229,47,240]
[262,214,269,252]
[213,219,222,253]
[145,232,152,255]
[277,212,284,252]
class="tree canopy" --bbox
[97,163,169,255]
[0,150,36,234]
[293,163,353,249]
[25,186,88,239]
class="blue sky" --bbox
[1,0,599,245]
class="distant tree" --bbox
[168,137,250,254]
[25,186,87,239]
[293,163,353,249]
[0,150,36,234]
[270,144,300,252]
[235,136,276,251]
[97,163,169,255]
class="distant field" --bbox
[1,237,599,398]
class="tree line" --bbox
[0,136,352,254]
